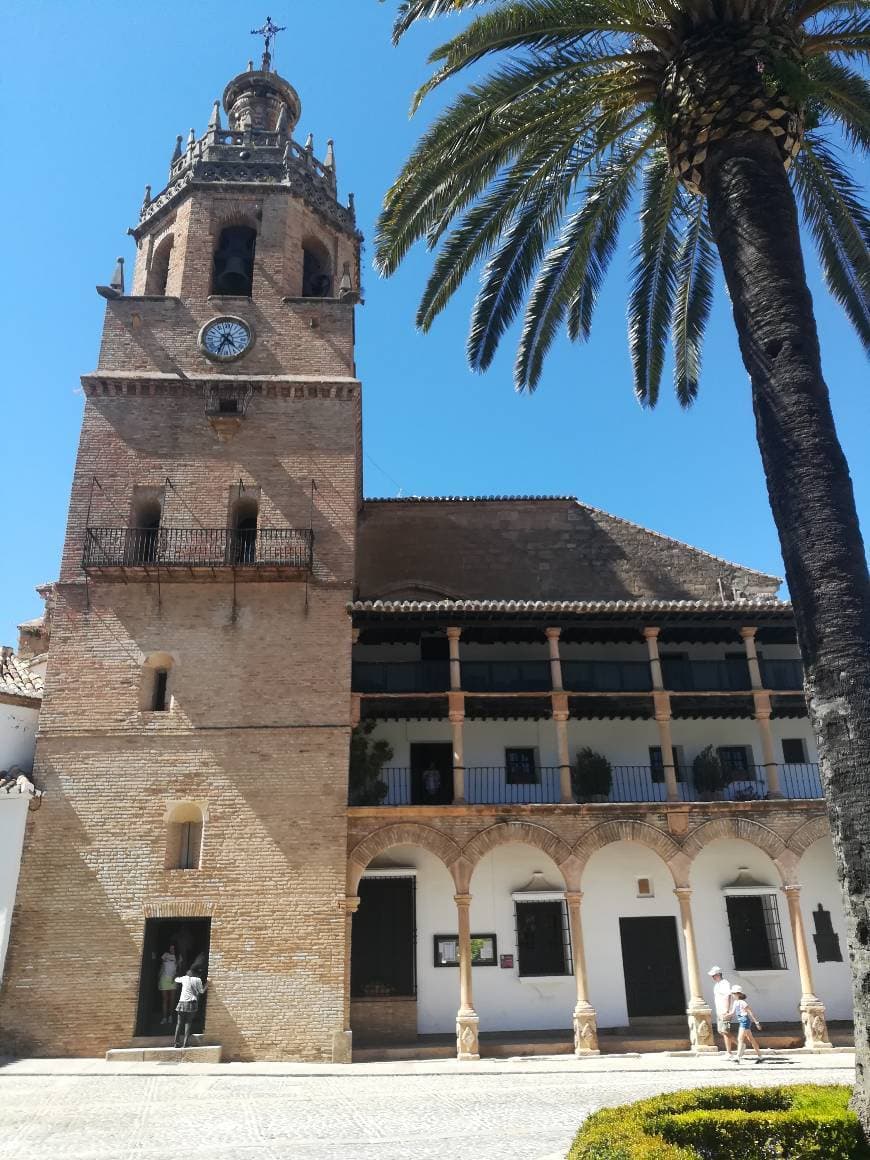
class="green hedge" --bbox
[567,1085,869,1160]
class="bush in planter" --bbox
[572,748,613,801]
[567,1085,869,1160]
[348,721,393,806]
[692,745,727,799]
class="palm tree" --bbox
[377,0,870,1122]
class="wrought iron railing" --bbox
[563,660,652,692]
[351,661,450,694]
[661,658,752,692]
[83,527,313,570]
[462,660,551,693]
[780,763,823,798]
[351,762,822,806]
[760,659,805,690]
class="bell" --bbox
[213,254,252,296]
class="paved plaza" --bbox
[0,1052,855,1160]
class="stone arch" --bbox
[787,815,831,857]
[462,821,572,881]
[683,816,789,884]
[347,823,462,894]
[574,820,684,886]
[145,233,174,295]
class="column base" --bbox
[800,998,833,1050]
[456,1011,480,1061]
[573,1002,600,1056]
[686,1003,717,1053]
[332,1029,353,1064]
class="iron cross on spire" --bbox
[251,15,286,71]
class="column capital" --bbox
[446,625,462,641]
[340,895,360,914]
[653,691,672,721]
[782,883,803,895]
[740,626,758,641]
[544,626,562,641]
[564,891,584,906]
[454,892,472,907]
[351,627,360,644]
[673,886,692,900]
[643,626,661,641]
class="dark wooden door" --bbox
[410,742,454,805]
[351,877,416,997]
[618,916,686,1017]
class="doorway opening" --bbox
[351,877,416,997]
[410,742,453,806]
[618,915,686,1018]
[135,917,211,1038]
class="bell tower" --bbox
[0,41,362,1063]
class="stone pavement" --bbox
[0,1052,855,1160]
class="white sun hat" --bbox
[730,984,745,994]
[707,966,723,976]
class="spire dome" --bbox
[222,65,301,134]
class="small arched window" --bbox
[141,653,173,712]
[145,235,173,295]
[302,238,332,298]
[212,226,257,296]
[231,498,258,565]
[129,498,162,564]
[165,803,204,870]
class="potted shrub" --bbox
[692,745,727,800]
[348,722,393,806]
[572,748,613,802]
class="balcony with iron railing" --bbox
[351,656,804,696]
[351,762,824,808]
[82,526,313,580]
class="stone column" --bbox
[565,891,599,1054]
[674,887,716,1053]
[333,895,359,1063]
[545,626,563,690]
[783,884,833,1050]
[645,628,679,803]
[447,628,465,804]
[454,893,480,1060]
[742,627,783,798]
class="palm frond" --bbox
[808,57,870,150]
[805,14,870,51]
[390,0,493,44]
[516,128,655,390]
[628,149,680,406]
[671,197,716,406]
[792,134,870,349]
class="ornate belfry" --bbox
[0,29,363,1063]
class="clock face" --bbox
[199,316,253,361]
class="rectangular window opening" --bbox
[726,893,787,971]
[506,747,538,785]
[782,738,808,764]
[152,669,169,712]
[515,900,572,977]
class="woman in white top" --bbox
[728,985,763,1063]
[157,944,178,1025]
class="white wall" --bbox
[0,703,40,772]
[799,838,852,1020]
[582,841,687,1028]
[0,700,39,983]
[0,797,29,981]
[690,838,804,1022]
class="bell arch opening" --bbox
[212,226,257,296]
[301,237,332,298]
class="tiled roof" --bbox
[0,650,44,703]
[349,597,792,616]
[366,495,578,503]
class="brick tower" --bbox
[0,48,361,1061]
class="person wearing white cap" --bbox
[707,966,735,1057]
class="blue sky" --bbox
[2,0,867,645]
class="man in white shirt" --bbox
[174,966,207,1049]
[708,965,734,1057]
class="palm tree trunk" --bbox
[705,129,870,1125]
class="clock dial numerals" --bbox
[200,317,252,361]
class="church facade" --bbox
[0,53,852,1063]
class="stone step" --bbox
[106,1045,221,1063]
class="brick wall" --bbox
[350,997,418,1045]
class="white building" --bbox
[0,611,47,982]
